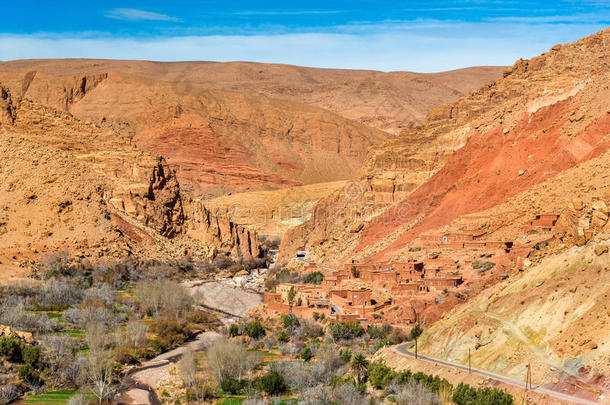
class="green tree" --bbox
[287,286,296,308]
[244,320,265,339]
[410,323,422,340]
[350,353,369,384]
[299,346,313,361]
[368,361,396,389]
[228,323,239,337]
[0,336,23,363]
[304,271,324,284]
[254,369,287,395]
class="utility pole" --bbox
[468,348,471,373]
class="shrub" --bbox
[452,382,513,405]
[18,363,42,385]
[21,344,41,366]
[368,361,396,389]
[254,369,287,395]
[299,346,313,362]
[221,378,247,394]
[277,331,289,343]
[339,348,352,363]
[409,323,422,340]
[303,271,324,285]
[244,321,265,339]
[328,321,364,340]
[281,313,300,329]
[472,261,495,272]
[151,318,188,351]
[228,323,239,337]
[0,336,23,363]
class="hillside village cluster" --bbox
[264,214,559,325]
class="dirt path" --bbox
[120,279,263,404]
[121,332,222,404]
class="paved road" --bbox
[394,342,602,405]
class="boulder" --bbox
[572,198,583,210]
[594,245,608,256]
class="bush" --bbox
[472,261,495,272]
[18,363,42,385]
[452,382,513,405]
[21,344,41,366]
[0,336,24,363]
[368,361,396,389]
[254,369,287,395]
[244,321,265,339]
[367,324,392,340]
[221,378,247,394]
[409,324,422,340]
[277,331,289,343]
[228,323,239,337]
[299,346,313,361]
[328,321,364,340]
[339,348,352,363]
[303,271,324,285]
[151,318,189,351]
[281,313,300,329]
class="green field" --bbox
[19,390,93,405]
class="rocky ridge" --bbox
[0,85,262,272]
[0,70,389,195]
[0,60,504,134]
[280,28,610,264]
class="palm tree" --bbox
[350,353,369,384]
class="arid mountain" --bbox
[280,28,610,264]
[0,70,389,195]
[204,181,346,240]
[0,59,504,134]
[0,85,262,277]
[412,151,610,394]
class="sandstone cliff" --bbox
[0,85,261,271]
[280,28,610,264]
[0,70,389,195]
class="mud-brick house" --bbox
[359,268,397,282]
[391,261,425,283]
[265,284,332,317]
[421,274,463,290]
[392,282,420,295]
[330,288,373,306]
[523,214,560,231]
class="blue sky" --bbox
[1,1,608,72]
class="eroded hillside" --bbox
[280,28,610,264]
[0,86,262,276]
[0,70,388,195]
[0,60,503,134]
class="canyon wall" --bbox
[280,28,610,264]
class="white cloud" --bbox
[0,22,605,72]
[233,10,340,16]
[105,8,180,22]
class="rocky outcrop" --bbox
[554,197,610,246]
[0,70,389,195]
[0,325,35,344]
[280,28,610,264]
[184,197,263,260]
[0,86,262,264]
